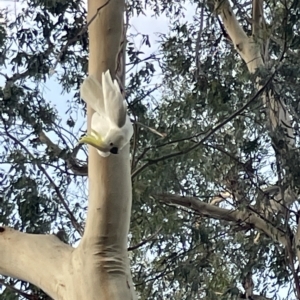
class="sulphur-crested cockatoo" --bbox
[78,70,133,157]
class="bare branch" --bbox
[128,226,162,251]
[38,130,88,176]
[214,0,248,45]
[134,121,167,138]
[156,193,288,246]
[210,192,232,205]
[0,227,72,299]
[215,0,294,147]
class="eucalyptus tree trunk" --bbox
[214,0,297,219]
[215,0,295,149]
[0,1,136,299]
[214,0,298,297]
[213,0,297,220]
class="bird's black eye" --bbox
[110,142,114,146]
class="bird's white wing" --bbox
[102,70,127,128]
[91,112,111,139]
[80,75,105,114]
[91,112,112,157]
[123,115,134,141]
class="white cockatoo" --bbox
[78,70,133,157]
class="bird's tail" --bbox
[80,75,104,113]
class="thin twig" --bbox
[128,84,161,109]
[135,121,167,138]
[128,226,162,251]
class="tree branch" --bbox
[38,130,88,176]
[156,193,289,246]
[295,211,300,270]
[128,226,162,251]
[215,0,263,72]
[0,227,72,300]
[215,0,294,147]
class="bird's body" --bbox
[79,70,133,157]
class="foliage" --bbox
[0,0,300,299]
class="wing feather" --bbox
[91,112,111,140]
[102,70,127,128]
[123,115,134,142]
[80,75,105,114]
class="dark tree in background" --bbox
[0,0,300,299]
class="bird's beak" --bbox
[78,130,108,152]
[110,147,118,154]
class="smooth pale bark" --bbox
[215,0,296,219]
[295,218,300,264]
[213,2,299,297]
[73,0,136,299]
[215,0,294,146]
[0,1,136,299]
[0,227,72,299]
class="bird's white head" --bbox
[105,129,126,155]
